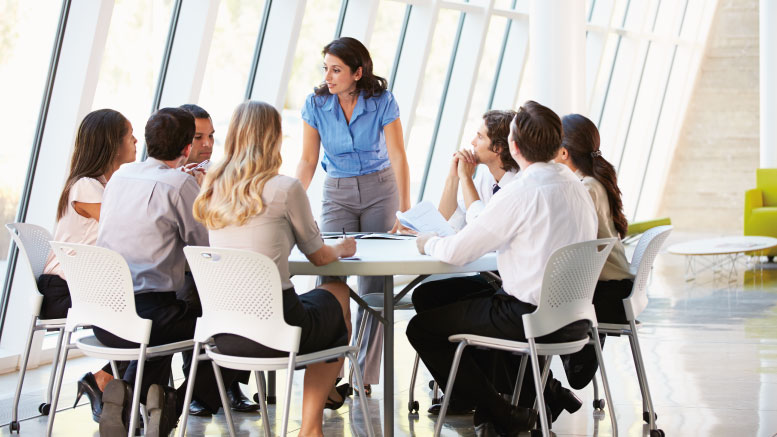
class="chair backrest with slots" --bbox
[184,246,302,353]
[625,225,672,321]
[49,242,151,343]
[6,223,54,315]
[523,238,616,339]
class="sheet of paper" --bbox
[395,201,455,237]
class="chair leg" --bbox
[212,361,236,437]
[45,331,71,437]
[45,328,65,406]
[253,371,270,437]
[110,361,120,379]
[592,327,617,436]
[280,354,297,437]
[11,316,38,428]
[348,351,375,437]
[176,343,201,437]
[349,311,370,392]
[528,339,550,437]
[408,353,420,413]
[433,341,467,437]
[628,324,658,430]
[511,355,527,406]
[126,344,147,437]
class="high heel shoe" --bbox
[324,383,350,410]
[75,372,103,423]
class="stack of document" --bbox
[396,201,455,236]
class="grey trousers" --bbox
[320,166,399,384]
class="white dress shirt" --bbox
[448,165,519,231]
[424,162,598,306]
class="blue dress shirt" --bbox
[301,90,400,178]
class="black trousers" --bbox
[37,274,127,378]
[93,292,238,413]
[407,287,589,410]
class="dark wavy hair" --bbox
[561,114,628,238]
[314,37,387,100]
[483,110,519,172]
[57,109,128,220]
[145,108,195,161]
[509,100,563,163]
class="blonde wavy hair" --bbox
[194,101,283,229]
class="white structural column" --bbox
[338,0,380,46]
[248,0,307,109]
[528,0,586,116]
[157,0,220,108]
[490,11,530,110]
[420,0,495,203]
[390,1,441,145]
[0,0,114,358]
[760,0,777,168]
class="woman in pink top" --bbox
[38,108,136,422]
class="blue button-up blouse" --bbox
[301,90,400,178]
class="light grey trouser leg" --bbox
[320,167,399,385]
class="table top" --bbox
[667,236,777,256]
[289,239,497,276]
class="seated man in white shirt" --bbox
[413,109,520,415]
[406,100,598,436]
[179,104,214,168]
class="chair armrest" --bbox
[745,188,763,223]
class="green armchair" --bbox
[744,168,777,259]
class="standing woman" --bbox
[296,37,411,393]
[554,114,635,390]
[38,108,136,421]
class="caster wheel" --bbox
[408,400,419,413]
[643,411,658,423]
[39,402,51,415]
[592,398,605,410]
[9,421,20,433]
[649,429,665,437]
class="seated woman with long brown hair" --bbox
[193,100,356,437]
[554,113,635,389]
[39,108,136,422]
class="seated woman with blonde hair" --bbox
[193,100,356,437]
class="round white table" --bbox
[667,236,777,282]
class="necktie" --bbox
[492,184,501,195]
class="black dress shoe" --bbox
[188,399,212,417]
[562,336,605,390]
[492,404,537,437]
[473,406,497,437]
[427,395,475,415]
[75,372,103,423]
[227,381,259,412]
[546,386,582,422]
[100,379,131,437]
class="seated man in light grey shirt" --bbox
[96,107,236,435]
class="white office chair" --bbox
[434,238,618,437]
[589,225,672,437]
[5,223,64,434]
[179,246,374,437]
[46,242,193,437]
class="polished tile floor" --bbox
[1,231,776,436]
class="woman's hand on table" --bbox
[336,236,357,258]
[388,218,417,235]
